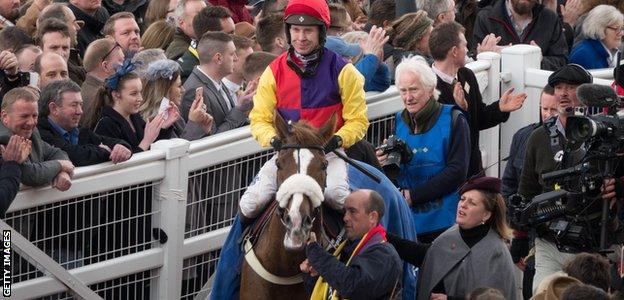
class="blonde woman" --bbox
[140,59,213,140]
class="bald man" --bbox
[35,52,69,89]
[300,189,402,299]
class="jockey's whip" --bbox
[331,150,382,183]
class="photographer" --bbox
[517,64,600,293]
[376,56,470,242]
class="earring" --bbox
[481,220,485,225]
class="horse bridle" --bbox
[276,144,327,228]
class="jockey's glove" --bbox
[270,136,282,150]
[324,135,343,154]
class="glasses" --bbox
[607,26,624,33]
[102,42,121,61]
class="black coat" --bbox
[69,4,109,56]
[94,106,146,153]
[303,240,402,299]
[38,117,132,167]
[0,160,20,217]
[436,67,509,178]
[473,0,568,71]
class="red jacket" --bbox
[208,0,253,24]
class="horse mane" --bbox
[286,121,326,147]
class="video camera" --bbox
[509,83,624,253]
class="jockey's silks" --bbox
[310,224,388,300]
[273,50,342,127]
[395,105,460,235]
[249,48,368,149]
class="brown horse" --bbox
[239,114,336,299]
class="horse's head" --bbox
[274,113,336,250]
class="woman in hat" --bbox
[388,176,518,300]
[387,10,435,73]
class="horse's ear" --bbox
[318,112,337,142]
[274,111,289,139]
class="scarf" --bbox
[287,47,323,77]
[401,98,440,134]
[310,224,388,300]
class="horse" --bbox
[239,114,337,299]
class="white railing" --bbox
[5,45,615,299]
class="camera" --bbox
[509,106,624,252]
[377,135,412,180]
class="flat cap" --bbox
[547,63,592,87]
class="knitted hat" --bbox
[548,64,592,87]
[389,11,433,50]
[458,176,502,195]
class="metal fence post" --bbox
[151,138,191,299]
[499,45,542,174]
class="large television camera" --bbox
[509,84,624,253]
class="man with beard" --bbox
[517,64,608,293]
[473,0,568,71]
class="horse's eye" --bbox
[303,215,312,228]
[321,160,328,170]
[275,160,281,169]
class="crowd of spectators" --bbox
[0,0,623,299]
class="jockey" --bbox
[241,0,369,219]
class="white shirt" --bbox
[222,77,241,106]
[432,63,456,85]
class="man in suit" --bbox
[180,31,253,141]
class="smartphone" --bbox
[159,97,170,120]
[28,72,38,87]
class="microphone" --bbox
[576,83,621,108]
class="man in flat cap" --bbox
[518,63,598,293]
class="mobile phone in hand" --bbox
[159,97,170,120]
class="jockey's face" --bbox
[343,190,377,240]
[289,25,320,55]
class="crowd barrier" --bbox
[1,45,615,299]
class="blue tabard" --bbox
[395,105,459,235]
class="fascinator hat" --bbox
[105,59,137,90]
[145,59,181,82]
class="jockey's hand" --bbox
[324,135,343,154]
[270,136,282,150]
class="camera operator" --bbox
[375,56,470,243]
[517,63,602,293]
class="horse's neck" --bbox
[255,211,308,276]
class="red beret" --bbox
[458,176,502,195]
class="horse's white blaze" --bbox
[293,149,314,176]
[284,193,305,249]
[288,193,304,228]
